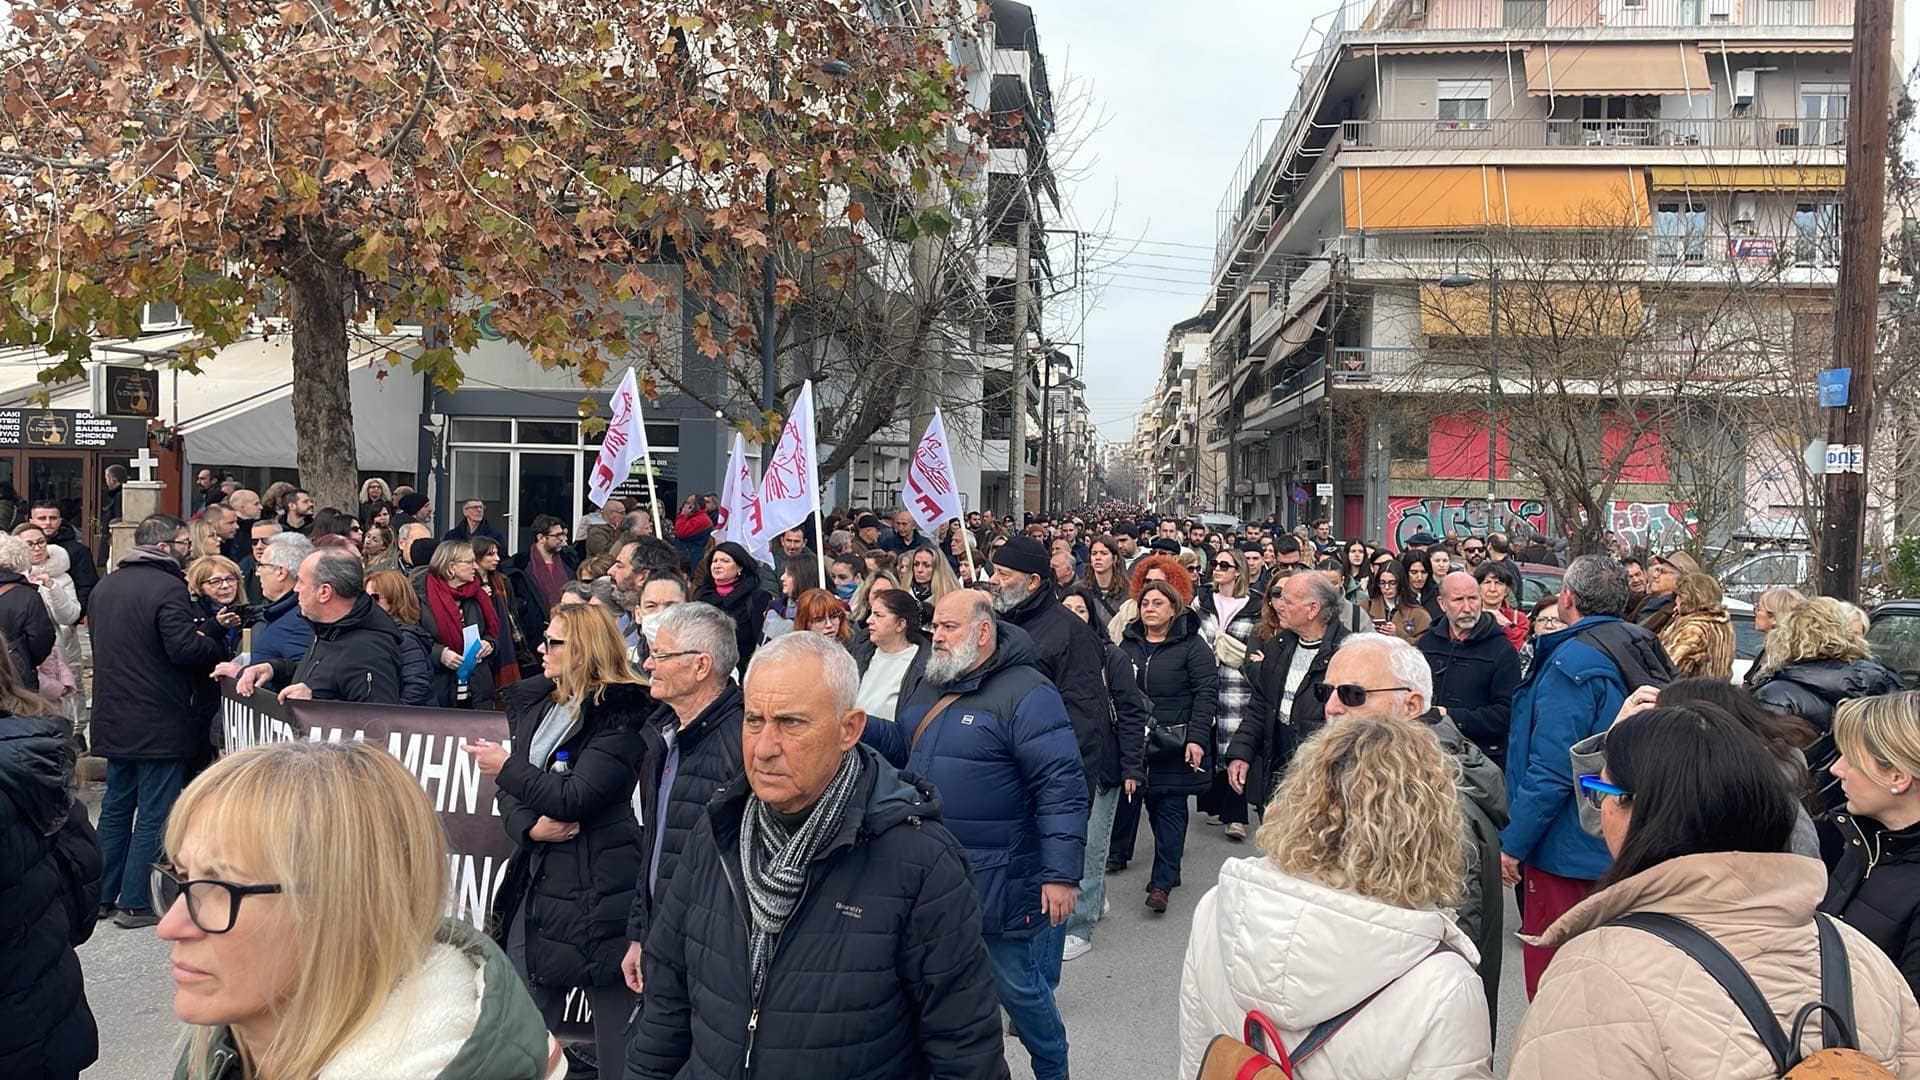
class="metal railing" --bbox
[1396,0,1848,31]
[1333,230,1842,268]
[1333,344,1792,383]
[1342,116,1845,152]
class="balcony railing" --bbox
[1397,0,1850,31]
[1334,230,1841,269]
[1335,345,1795,384]
[1342,116,1844,152]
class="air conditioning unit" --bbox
[1706,0,1734,19]
[1408,0,1427,16]
[1733,69,1757,106]
[1732,193,1758,225]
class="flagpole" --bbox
[960,518,979,581]
[644,455,664,539]
[805,383,827,590]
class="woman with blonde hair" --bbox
[462,603,649,1074]
[1657,571,1736,681]
[188,517,225,566]
[848,569,900,629]
[1821,691,1920,1002]
[415,540,500,709]
[1178,715,1491,1078]
[1747,587,1806,687]
[1752,596,1902,856]
[903,545,960,626]
[162,741,559,1080]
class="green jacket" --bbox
[175,919,552,1080]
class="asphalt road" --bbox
[77,794,1527,1079]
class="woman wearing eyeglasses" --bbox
[416,540,500,709]
[1364,560,1431,646]
[462,603,649,1075]
[1117,580,1218,914]
[1510,706,1920,1078]
[793,587,853,644]
[160,741,562,1080]
[1193,548,1258,842]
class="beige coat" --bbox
[1659,608,1736,682]
[1511,852,1920,1079]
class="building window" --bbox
[1800,83,1848,146]
[1437,80,1492,125]
[446,417,680,552]
[1654,201,1709,263]
[1793,202,1840,265]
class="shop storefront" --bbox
[444,416,681,553]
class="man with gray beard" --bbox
[863,589,1087,1080]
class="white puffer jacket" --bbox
[1177,855,1494,1080]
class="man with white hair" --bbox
[1321,634,1509,1027]
[249,532,315,664]
[627,631,1006,1079]
[864,589,1087,1080]
[621,602,745,995]
[1226,568,1355,808]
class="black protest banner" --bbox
[218,682,599,1042]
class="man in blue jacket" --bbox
[866,589,1087,1080]
[1502,553,1636,998]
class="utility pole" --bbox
[1007,218,1031,522]
[1818,0,1893,602]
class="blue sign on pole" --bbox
[1818,368,1851,408]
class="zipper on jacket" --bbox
[741,873,821,1080]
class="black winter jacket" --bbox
[412,573,500,709]
[627,745,1009,1080]
[1001,581,1116,788]
[264,594,407,704]
[1753,659,1904,786]
[0,714,100,1079]
[1098,633,1151,788]
[490,677,649,989]
[1228,618,1353,806]
[394,621,437,706]
[1117,612,1218,797]
[0,569,54,692]
[1417,613,1524,768]
[89,549,231,760]
[48,526,96,614]
[693,548,774,677]
[1820,811,1920,1004]
[626,683,746,944]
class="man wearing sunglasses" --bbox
[1319,634,1509,1028]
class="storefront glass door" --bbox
[515,453,576,553]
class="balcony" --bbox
[1334,229,1842,270]
[1342,116,1844,153]
[1395,0,1851,31]
[1333,344,1794,389]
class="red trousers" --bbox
[1519,865,1595,998]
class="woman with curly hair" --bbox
[1177,714,1491,1078]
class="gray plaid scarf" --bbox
[738,748,864,997]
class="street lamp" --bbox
[1438,240,1499,508]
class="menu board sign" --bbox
[0,409,147,450]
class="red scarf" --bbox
[425,572,500,654]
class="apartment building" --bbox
[1149,314,1225,515]
[1201,0,1888,550]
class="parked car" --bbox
[1867,600,1920,688]
[1718,550,1816,604]
[1725,597,1762,686]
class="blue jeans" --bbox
[1147,792,1190,892]
[986,925,1069,1080]
[1065,786,1120,942]
[97,758,188,912]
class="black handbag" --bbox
[1148,719,1189,757]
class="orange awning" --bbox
[1421,282,1645,339]
[1344,166,1650,231]
[1524,42,1710,97]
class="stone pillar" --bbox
[108,481,165,571]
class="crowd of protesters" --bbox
[8,481,1920,1079]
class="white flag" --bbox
[587,368,650,506]
[757,380,819,539]
[714,431,771,564]
[903,408,964,535]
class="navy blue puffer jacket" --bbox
[627,746,1009,1080]
[864,622,1088,936]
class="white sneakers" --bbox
[1062,934,1092,962]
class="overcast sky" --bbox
[1048,2,1920,445]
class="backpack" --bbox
[1610,912,1894,1079]
[1573,619,1676,692]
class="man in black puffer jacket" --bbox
[1417,572,1523,769]
[220,549,407,704]
[629,632,1006,1080]
[621,602,746,990]
[0,712,101,1078]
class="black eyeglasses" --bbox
[150,862,282,934]
[1312,682,1414,706]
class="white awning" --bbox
[180,353,421,472]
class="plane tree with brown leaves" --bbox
[0,0,972,507]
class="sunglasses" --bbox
[543,636,568,649]
[1578,773,1631,810]
[1463,546,1485,554]
[1312,682,1413,706]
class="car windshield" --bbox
[1867,610,1920,688]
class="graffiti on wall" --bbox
[1609,501,1698,554]
[1387,497,1548,552]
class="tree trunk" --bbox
[285,250,362,512]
